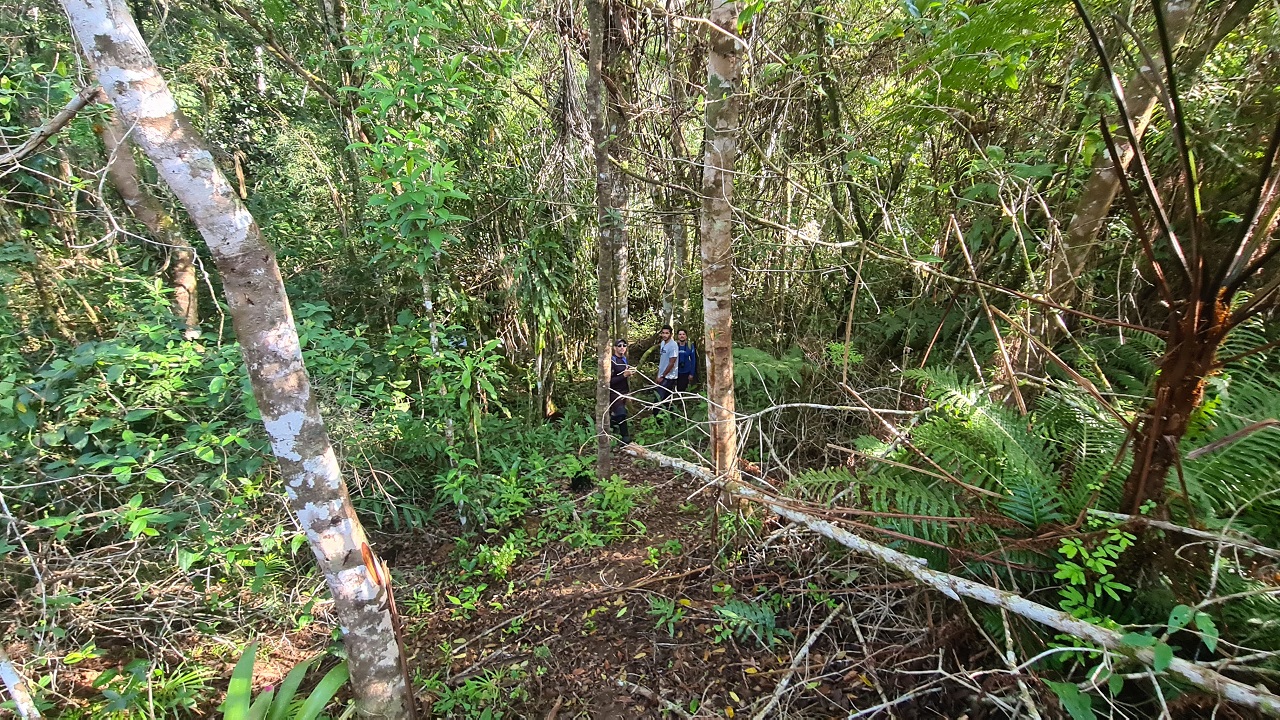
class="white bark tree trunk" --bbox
[699,0,742,489]
[59,2,413,717]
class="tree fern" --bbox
[1181,350,1280,545]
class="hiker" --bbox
[676,328,698,392]
[609,338,636,443]
[654,325,679,418]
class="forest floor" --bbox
[42,450,1262,718]
[384,452,975,720]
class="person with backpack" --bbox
[676,328,698,392]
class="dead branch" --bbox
[0,85,100,169]
[0,646,41,720]
[623,443,1280,717]
[752,602,844,720]
[1087,509,1280,560]
[618,677,693,719]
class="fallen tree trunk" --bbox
[621,443,1280,717]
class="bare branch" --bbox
[0,85,100,169]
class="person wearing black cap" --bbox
[609,338,637,444]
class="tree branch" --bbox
[0,85,100,168]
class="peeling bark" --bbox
[699,0,742,489]
[100,108,200,337]
[59,1,412,717]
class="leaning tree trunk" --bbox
[588,0,616,479]
[1049,0,1196,285]
[1032,0,1202,356]
[99,107,200,337]
[60,2,413,717]
[699,0,742,490]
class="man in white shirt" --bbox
[654,325,679,420]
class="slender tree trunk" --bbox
[60,3,413,717]
[588,0,616,479]
[660,201,684,326]
[610,167,630,340]
[602,4,631,341]
[664,7,691,326]
[100,108,200,337]
[699,0,742,489]
[676,204,691,323]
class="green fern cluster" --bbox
[789,324,1280,658]
[713,598,792,648]
[1181,322,1280,545]
[732,346,806,392]
[788,366,1134,568]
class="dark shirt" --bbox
[609,355,629,412]
[678,341,698,377]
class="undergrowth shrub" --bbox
[784,326,1280,677]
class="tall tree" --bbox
[58,1,414,717]
[99,107,200,337]
[588,0,617,478]
[660,4,693,327]
[699,0,742,489]
[601,0,633,340]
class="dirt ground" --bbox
[386,454,961,719]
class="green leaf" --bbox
[124,408,156,422]
[89,418,116,433]
[266,657,316,720]
[1002,66,1019,90]
[221,643,258,719]
[1108,672,1123,696]
[1046,680,1095,720]
[246,687,274,720]
[1167,604,1193,633]
[1121,632,1155,648]
[1153,642,1173,672]
[177,548,203,571]
[1195,612,1219,653]
[294,662,349,720]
